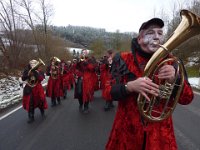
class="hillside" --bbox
[51,25,137,50]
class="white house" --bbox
[66,47,92,56]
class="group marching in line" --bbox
[21,49,115,123]
[20,10,199,149]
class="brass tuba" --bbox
[80,55,86,62]
[137,10,200,122]
[51,56,61,79]
[27,58,45,87]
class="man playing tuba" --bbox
[22,59,48,123]
[46,57,63,106]
[104,11,196,150]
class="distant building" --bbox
[65,47,92,57]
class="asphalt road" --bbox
[0,90,199,150]
[173,92,200,150]
[0,89,116,150]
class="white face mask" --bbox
[142,28,164,52]
[108,56,112,64]
[29,60,37,68]
[30,63,35,68]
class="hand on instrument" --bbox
[158,65,175,83]
[126,77,160,101]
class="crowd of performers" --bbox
[21,14,195,149]
[21,50,115,123]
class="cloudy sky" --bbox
[51,0,191,33]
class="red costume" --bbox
[100,52,115,111]
[100,63,108,90]
[101,64,112,101]
[100,58,112,100]
[22,61,48,123]
[74,56,97,113]
[105,38,194,150]
[82,58,96,103]
[46,58,63,106]
[60,60,68,99]
[66,61,75,90]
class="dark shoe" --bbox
[51,102,56,107]
[51,99,56,107]
[57,100,61,105]
[83,109,89,114]
[79,105,83,112]
[63,90,67,99]
[41,113,46,119]
[104,107,110,111]
[27,117,34,123]
[83,106,89,114]
[40,110,46,118]
[57,97,61,105]
[104,102,111,111]
[109,102,114,108]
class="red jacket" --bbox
[22,66,48,111]
[105,50,193,150]
[46,64,63,97]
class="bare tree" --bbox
[0,0,27,68]
[35,0,54,61]
[15,0,43,57]
[155,0,200,64]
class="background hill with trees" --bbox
[0,0,199,77]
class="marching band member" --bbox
[22,59,47,123]
[99,55,108,90]
[82,56,97,113]
[91,56,100,91]
[60,60,68,99]
[104,18,194,150]
[74,54,96,114]
[66,60,75,90]
[101,49,115,111]
[74,57,84,111]
[46,57,63,106]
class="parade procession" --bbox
[20,8,198,149]
[1,0,200,149]
[21,48,118,123]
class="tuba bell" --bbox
[80,55,86,62]
[137,9,200,122]
[27,58,45,87]
[50,56,61,79]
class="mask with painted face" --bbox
[142,27,164,52]
[108,56,112,64]
[29,60,38,68]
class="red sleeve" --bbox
[178,80,194,105]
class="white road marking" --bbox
[0,105,22,121]
[0,91,199,121]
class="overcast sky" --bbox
[51,0,191,33]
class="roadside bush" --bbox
[186,65,199,77]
